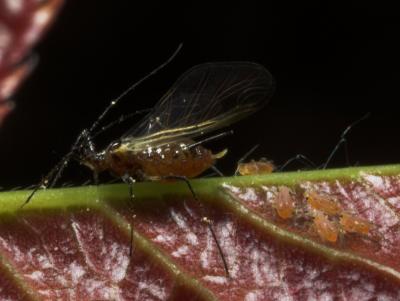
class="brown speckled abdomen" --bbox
[106,143,215,180]
[135,144,215,179]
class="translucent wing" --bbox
[122,62,274,150]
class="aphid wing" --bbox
[122,62,274,148]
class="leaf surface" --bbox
[0,0,64,124]
[0,165,400,300]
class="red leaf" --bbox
[0,166,400,300]
[0,0,64,124]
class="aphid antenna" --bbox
[163,175,230,278]
[188,130,234,149]
[238,144,259,164]
[23,44,183,207]
[278,154,317,172]
[89,43,183,134]
[322,112,371,169]
[234,144,259,175]
[92,109,152,138]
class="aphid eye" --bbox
[107,141,121,152]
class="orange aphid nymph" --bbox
[237,158,275,176]
[339,212,372,235]
[313,211,339,243]
[272,186,295,220]
[305,190,342,216]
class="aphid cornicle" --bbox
[25,49,275,278]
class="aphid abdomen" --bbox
[147,145,214,178]
[105,141,220,180]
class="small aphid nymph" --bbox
[313,211,339,243]
[272,186,295,220]
[305,190,342,216]
[237,158,275,176]
[339,212,372,235]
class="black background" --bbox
[1,1,400,189]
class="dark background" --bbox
[1,1,400,188]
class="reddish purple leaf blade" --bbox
[0,0,64,124]
[0,168,400,300]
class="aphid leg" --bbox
[122,175,136,257]
[322,113,370,169]
[234,144,259,176]
[278,154,317,171]
[50,129,93,188]
[93,171,99,186]
[22,181,46,208]
[164,175,230,278]
[202,167,223,178]
[128,218,134,257]
[21,133,83,208]
[322,138,347,169]
[211,165,224,177]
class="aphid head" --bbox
[79,150,107,173]
[75,132,107,173]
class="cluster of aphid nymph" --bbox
[270,186,374,245]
